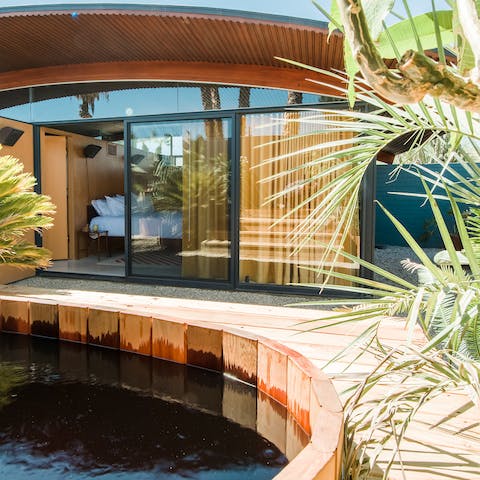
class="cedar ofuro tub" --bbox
[0,290,343,480]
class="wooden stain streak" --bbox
[88,331,119,349]
[187,348,222,371]
[257,344,288,400]
[225,361,257,386]
[152,338,185,363]
[291,400,311,436]
[59,328,86,344]
[31,320,59,338]
[258,379,287,407]
[119,314,152,355]
[120,339,152,356]
[2,315,29,334]
[59,305,88,344]
[223,333,257,386]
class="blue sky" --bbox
[0,1,450,21]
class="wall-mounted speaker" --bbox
[83,144,102,158]
[0,127,24,146]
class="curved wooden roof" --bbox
[0,4,344,94]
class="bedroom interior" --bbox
[0,110,361,287]
[40,121,125,277]
[42,116,233,282]
[0,105,361,289]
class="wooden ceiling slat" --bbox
[0,9,344,90]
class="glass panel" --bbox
[239,111,360,286]
[0,82,339,124]
[0,88,32,122]
[129,118,231,281]
[31,83,178,122]
[177,85,241,112]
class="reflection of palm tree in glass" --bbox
[200,85,224,138]
[287,91,303,105]
[239,87,250,108]
[76,92,109,118]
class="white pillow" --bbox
[105,195,124,216]
[91,199,110,216]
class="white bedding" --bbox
[89,211,182,238]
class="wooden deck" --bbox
[0,284,479,479]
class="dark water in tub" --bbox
[0,334,288,479]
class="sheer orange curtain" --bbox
[181,119,230,281]
[239,111,359,286]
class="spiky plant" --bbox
[293,176,480,479]
[267,1,480,478]
[263,75,480,480]
[0,154,55,268]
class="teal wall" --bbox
[375,164,468,248]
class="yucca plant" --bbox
[0,154,55,268]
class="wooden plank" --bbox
[41,135,68,260]
[58,304,87,343]
[152,317,186,363]
[258,340,288,406]
[119,312,152,355]
[87,308,119,349]
[287,355,312,435]
[0,61,342,96]
[223,330,257,385]
[0,298,30,334]
[30,300,58,338]
[186,324,223,371]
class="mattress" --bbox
[89,211,182,239]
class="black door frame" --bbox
[33,101,374,295]
[124,112,237,290]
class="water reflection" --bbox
[0,334,288,479]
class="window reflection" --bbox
[130,119,231,281]
[0,88,31,122]
[0,82,333,123]
[239,111,360,286]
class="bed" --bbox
[88,195,182,239]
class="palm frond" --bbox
[0,155,55,269]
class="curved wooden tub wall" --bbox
[0,295,343,480]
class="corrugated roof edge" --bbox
[0,3,329,30]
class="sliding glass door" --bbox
[239,110,360,286]
[128,117,232,283]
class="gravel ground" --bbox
[12,246,435,307]
[12,276,326,309]
[374,246,441,285]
